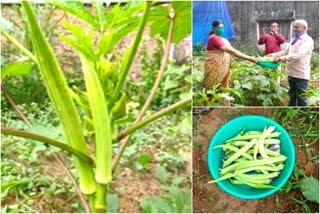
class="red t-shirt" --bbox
[258,33,285,55]
[206,34,224,50]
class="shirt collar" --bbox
[299,33,308,39]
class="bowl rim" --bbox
[207,115,296,199]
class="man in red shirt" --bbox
[258,22,286,55]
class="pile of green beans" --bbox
[209,126,287,188]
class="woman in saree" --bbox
[204,20,258,90]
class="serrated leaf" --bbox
[50,1,99,28]
[92,1,106,31]
[301,176,319,203]
[61,21,95,58]
[1,59,35,79]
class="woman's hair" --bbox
[209,19,224,35]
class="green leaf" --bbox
[242,82,253,90]
[301,176,319,203]
[155,165,169,184]
[1,59,35,79]
[149,2,191,43]
[107,193,119,213]
[60,21,95,58]
[1,180,29,197]
[169,187,192,213]
[110,2,151,107]
[163,78,179,90]
[171,1,192,43]
[92,1,106,31]
[141,196,175,213]
[25,125,64,142]
[50,1,99,28]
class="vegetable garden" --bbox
[1,2,191,213]
[192,46,320,106]
[193,107,319,212]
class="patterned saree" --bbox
[203,38,232,90]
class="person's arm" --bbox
[219,45,257,64]
[275,34,285,44]
[258,34,267,45]
[266,46,289,57]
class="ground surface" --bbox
[192,108,319,213]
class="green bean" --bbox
[222,139,257,167]
[210,126,286,189]
[233,176,278,189]
[226,132,281,142]
[213,144,253,161]
[220,155,286,175]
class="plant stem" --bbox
[1,127,94,165]
[1,83,31,126]
[95,184,107,212]
[53,153,91,213]
[1,84,91,212]
[112,97,191,171]
[112,5,175,172]
[1,29,37,63]
[110,1,152,108]
[135,5,174,123]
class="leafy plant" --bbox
[192,42,206,56]
[301,83,320,106]
[230,59,287,106]
[192,56,288,106]
[1,1,191,212]
[141,187,191,213]
[301,176,319,203]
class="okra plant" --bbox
[1,1,191,212]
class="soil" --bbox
[192,108,319,213]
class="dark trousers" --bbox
[288,76,308,106]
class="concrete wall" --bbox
[226,1,319,52]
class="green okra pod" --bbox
[223,139,257,167]
[226,132,281,142]
[220,155,287,175]
[213,144,253,160]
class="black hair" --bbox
[209,19,224,35]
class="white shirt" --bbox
[270,33,314,80]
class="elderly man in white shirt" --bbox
[268,19,314,106]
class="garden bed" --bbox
[192,54,319,106]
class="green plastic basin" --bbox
[258,59,280,69]
[207,115,295,199]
